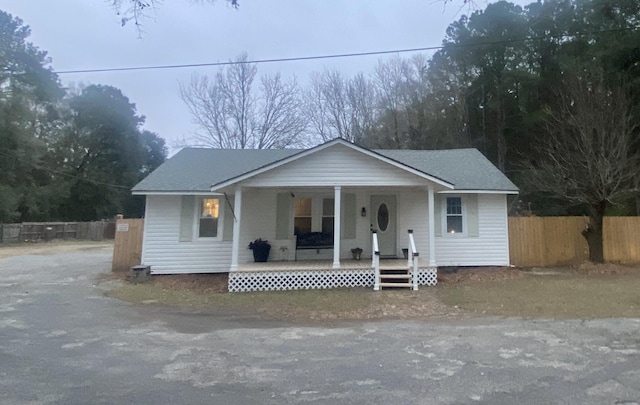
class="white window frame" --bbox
[442,195,466,236]
[291,193,335,234]
[321,197,335,235]
[195,196,223,240]
[293,196,313,235]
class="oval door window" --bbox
[377,203,389,232]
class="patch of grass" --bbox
[436,272,640,319]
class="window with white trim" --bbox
[446,197,463,234]
[322,198,335,236]
[294,197,312,235]
[199,198,219,237]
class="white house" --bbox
[132,139,518,292]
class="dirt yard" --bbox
[107,262,640,323]
[0,240,113,259]
[436,263,640,319]
[108,273,461,324]
[4,242,638,322]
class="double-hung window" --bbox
[322,198,335,235]
[199,198,219,238]
[446,197,463,234]
[293,196,336,236]
[294,197,312,235]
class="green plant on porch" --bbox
[248,238,271,262]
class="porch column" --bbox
[427,184,437,267]
[333,186,342,269]
[230,185,243,271]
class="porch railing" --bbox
[372,230,380,291]
[408,229,419,290]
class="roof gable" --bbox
[210,139,453,190]
[238,142,452,188]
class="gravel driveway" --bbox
[1,244,639,404]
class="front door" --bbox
[371,195,397,257]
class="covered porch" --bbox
[227,184,442,269]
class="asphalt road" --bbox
[1,245,639,404]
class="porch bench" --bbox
[295,232,334,261]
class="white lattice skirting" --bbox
[228,267,438,293]
[418,268,438,286]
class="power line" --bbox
[54,26,639,75]
[55,46,443,74]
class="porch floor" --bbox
[237,258,430,272]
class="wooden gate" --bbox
[112,218,144,272]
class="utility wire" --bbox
[54,26,639,75]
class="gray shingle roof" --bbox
[132,148,300,193]
[132,146,518,193]
[375,148,518,192]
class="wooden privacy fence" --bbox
[0,221,115,243]
[509,216,640,266]
[112,218,144,272]
[603,217,640,264]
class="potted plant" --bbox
[248,238,271,262]
[351,247,363,260]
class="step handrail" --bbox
[408,230,419,290]
[372,230,380,291]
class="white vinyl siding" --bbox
[141,190,510,274]
[239,189,288,262]
[143,195,232,274]
[396,190,430,259]
[241,144,435,187]
[435,194,510,266]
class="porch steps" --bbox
[378,267,413,289]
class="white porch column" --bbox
[333,186,342,269]
[427,184,437,267]
[230,185,243,271]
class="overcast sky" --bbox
[4,0,529,149]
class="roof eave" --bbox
[132,190,224,196]
[438,189,519,194]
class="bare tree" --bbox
[304,70,376,145]
[523,69,639,262]
[347,73,377,145]
[370,55,433,149]
[180,54,307,149]
[111,0,238,31]
[256,73,308,148]
[304,72,333,142]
